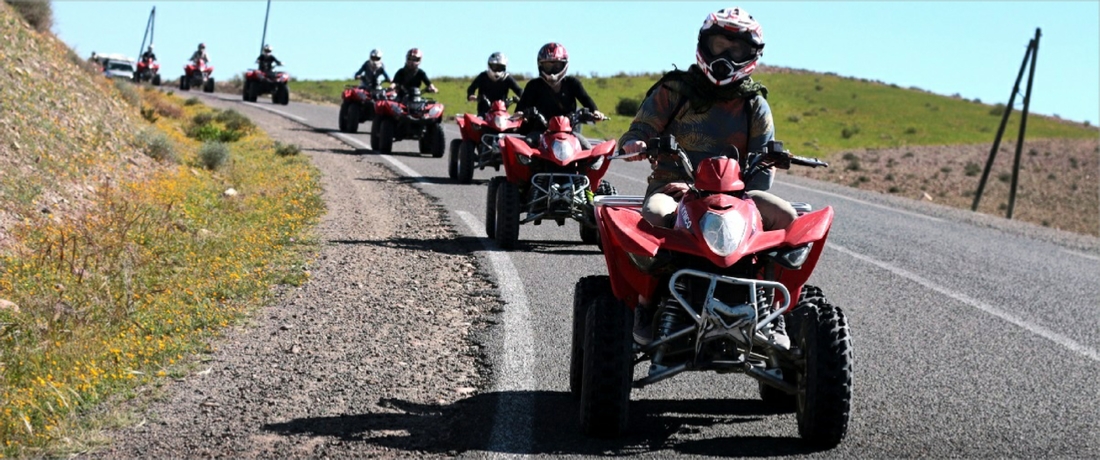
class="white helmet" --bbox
[695,7,765,86]
[370,49,382,60]
[487,52,508,81]
[147,44,154,51]
[263,44,273,54]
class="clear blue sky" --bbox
[52,1,1099,124]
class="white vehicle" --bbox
[99,53,136,80]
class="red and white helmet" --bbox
[696,7,765,86]
[537,43,569,84]
[406,48,423,63]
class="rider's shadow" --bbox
[261,390,821,456]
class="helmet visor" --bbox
[489,63,506,73]
[407,56,421,63]
[538,61,566,75]
[705,35,756,64]
[370,56,381,61]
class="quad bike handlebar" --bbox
[514,107,606,128]
[610,135,828,183]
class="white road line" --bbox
[608,170,646,184]
[242,102,307,122]
[780,181,944,222]
[830,243,1100,363]
[455,210,534,456]
[1062,249,1100,262]
[329,132,429,183]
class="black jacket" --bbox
[256,54,282,72]
[515,76,597,120]
[393,66,432,92]
[355,61,390,87]
[467,71,523,115]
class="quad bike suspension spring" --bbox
[651,283,689,370]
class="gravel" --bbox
[98,101,502,458]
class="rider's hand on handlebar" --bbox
[428,84,439,93]
[593,110,608,121]
[467,94,477,102]
[510,111,524,121]
[622,140,648,162]
[657,182,690,200]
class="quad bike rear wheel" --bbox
[152,74,161,86]
[180,76,189,91]
[447,139,462,179]
[457,140,476,184]
[431,124,446,158]
[346,103,361,134]
[791,285,852,449]
[377,118,395,153]
[571,275,609,400]
[579,287,633,438]
[485,177,505,238]
[494,181,521,249]
[245,81,258,102]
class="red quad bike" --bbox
[338,84,396,133]
[573,135,852,448]
[369,87,445,155]
[180,60,214,93]
[486,108,617,249]
[132,57,161,85]
[448,96,523,183]
[243,66,290,105]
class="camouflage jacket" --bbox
[619,75,775,192]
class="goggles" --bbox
[538,61,566,75]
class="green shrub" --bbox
[998,172,1012,183]
[140,105,159,123]
[114,79,141,107]
[192,111,215,126]
[6,0,52,32]
[184,97,201,106]
[904,127,918,135]
[274,141,301,157]
[137,127,178,163]
[215,109,255,133]
[940,166,952,174]
[187,124,243,143]
[989,103,1007,116]
[964,161,981,176]
[787,114,801,123]
[615,97,641,117]
[199,141,230,170]
[841,125,861,139]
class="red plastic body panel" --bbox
[694,157,745,193]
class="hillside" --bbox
[0,3,324,456]
[289,65,1097,154]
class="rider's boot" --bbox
[633,304,655,346]
[770,313,790,350]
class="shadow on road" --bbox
[330,236,601,257]
[262,390,822,457]
[354,176,488,186]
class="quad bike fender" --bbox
[775,206,833,309]
[596,205,662,309]
[457,114,485,142]
[501,135,535,185]
[584,139,617,190]
[375,100,401,118]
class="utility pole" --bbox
[137,6,155,59]
[971,28,1041,219]
[260,0,272,53]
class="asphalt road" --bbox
[194,91,1100,458]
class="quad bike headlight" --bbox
[551,140,575,163]
[517,152,532,165]
[428,105,443,118]
[701,211,747,257]
[493,115,510,131]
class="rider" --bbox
[514,43,605,149]
[390,48,438,100]
[354,48,390,89]
[466,52,523,116]
[190,43,209,65]
[256,44,282,73]
[141,45,156,62]
[619,7,797,347]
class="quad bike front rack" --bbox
[521,173,590,225]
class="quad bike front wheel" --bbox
[431,124,446,158]
[152,74,161,86]
[580,180,617,246]
[273,84,289,105]
[494,181,521,249]
[377,118,395,153]
[203,77,215,93]
[179,76,189,91]
[346,103,362,134]
[571,275,609,400]
[579,287,633,438]
[485,177,505,239]
[369,119,381,151]
[791,285,853,449]
[447,139,462,179]
[457,140,476,184]
[338,101,350,132]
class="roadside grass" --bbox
[290,71,1097,156]
[0,87,323,457]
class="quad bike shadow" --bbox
[261,390,825,456]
